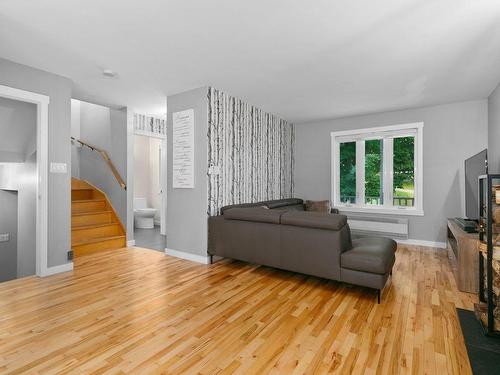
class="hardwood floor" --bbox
[0,245,475,374]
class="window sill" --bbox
[336,205,424,216]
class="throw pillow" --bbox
[305,200,331,213]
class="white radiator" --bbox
[347,215,409,240]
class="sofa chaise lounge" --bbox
[208,198,396,303]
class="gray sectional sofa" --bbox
[208,198,396,303]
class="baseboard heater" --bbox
[346,215,409,240]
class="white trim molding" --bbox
[165,248,212,264]
[331,122,424,216]
[127,240,136,247]
[41,262,74,277]
[0,84,58,277]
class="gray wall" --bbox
[489,83,500,174]
[0,57,72,268]
[126,110,134,242]
[0,158,38,280]
[16,153,37,277]
[0,190,18,282]
[75,101,128,227]
[294,100,488,244]
[70,99,81,178]
[0,97,37,162]
[166,87,208,256]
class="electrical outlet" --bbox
[67,250,74,261]
[0,233,9,243]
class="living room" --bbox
[1,1,500,374]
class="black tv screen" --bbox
[465,149,488,220]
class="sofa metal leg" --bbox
[377,289,381,304]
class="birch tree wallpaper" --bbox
[207,87,295,216]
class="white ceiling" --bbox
[1,0,500,123]
[0,97,36,162]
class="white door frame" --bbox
[0,84,50,277]
[159,137,167,235]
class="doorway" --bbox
[0,84,49,279]
[133,133,167,251]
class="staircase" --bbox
[71,178,126,257]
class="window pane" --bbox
[365,139,383,205]
[393,136,415,207]
[339,141,356,204]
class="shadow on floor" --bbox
[134,226,166,252]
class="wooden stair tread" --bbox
[71,178,126,256]
[72,235,125,247]
[72,222,120,230]
[72,210,113,217]
[72,198,106,203]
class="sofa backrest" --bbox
[220,198,304,215]
[223,207,284,224]
[280,211,347,231]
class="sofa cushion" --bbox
[341,237,396,275]
[220,201,266,214]
[281,211,347,231]
[265,198,304,209]
[305,200,331,213]
[223,207,284,224]
[220,198,304,214]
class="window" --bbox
[332,122,423,215]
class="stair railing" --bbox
[71,137,127,190]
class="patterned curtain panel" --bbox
[207,87,295,216]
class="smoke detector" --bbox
[103,69,117,78]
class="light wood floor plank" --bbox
[0,245,474,374]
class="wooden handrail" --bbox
[71,137,127,190]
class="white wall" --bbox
[133,135,150,201]
[294,100,488,244]
[489,82,500,174]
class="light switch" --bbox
[0,233,9,243]
[50,162,67,174]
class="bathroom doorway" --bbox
[133,132,167,251]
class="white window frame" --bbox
[331,122,424,216]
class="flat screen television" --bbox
[465,149,488,220]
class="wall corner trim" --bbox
[165,248,211,264]
[41,262,73,277]
[127,240,136,247]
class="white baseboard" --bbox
[127,240,136,247]
[41,262,73,277]
[397,239,447,249]
[165,248,211,264]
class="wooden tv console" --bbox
[447,219,479,294]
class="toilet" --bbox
[134,198,158,229]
